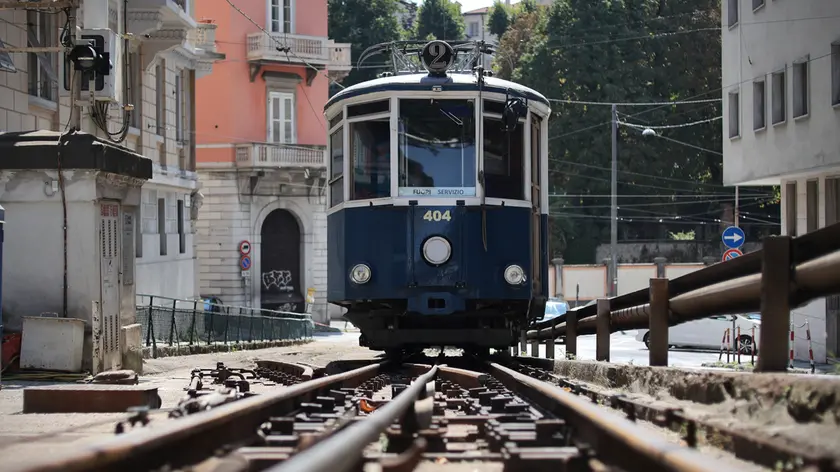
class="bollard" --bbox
[566,309,577,359]
[520,330,527,356]
[718,328,728,362]
[0,205,4,391]
[595,298,610,362]
[751,326,756,365]
[530,340,539,357]
[648,278,669,367]
[757,236,793,373]
[736,326,741,364]
[546,338,555,359]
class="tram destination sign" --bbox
[420,40,456,75]
[398,187,477,197]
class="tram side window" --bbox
[350,119,391,200]
[329,127,343,207]
[483,117,525,200]
[398,99,477,197]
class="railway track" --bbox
[16,354,825,472]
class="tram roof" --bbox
[325,73,551,110]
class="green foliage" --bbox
[414,0,466,41]
[499,0,781,262]
[327,0,404,90]
[487,0,511,37]
[669,230,695,240]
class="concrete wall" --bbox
[194,171,332,323]
[722,0,840,186]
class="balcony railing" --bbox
[246,32,351,71]
[235,143,326,168]
[189,22,217,50]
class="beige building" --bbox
[0,0,222,371]
[721,0,840,363]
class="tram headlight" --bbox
[504,265,526,285]
[350,264,372,284]
[422,236,452,265]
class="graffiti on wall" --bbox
[262,270,293,292]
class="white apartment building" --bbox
[0,1,222,304]
[721,0,840,363]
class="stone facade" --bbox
[195,170,332,323]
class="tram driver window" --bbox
[350,119,391,200]
[329,127,343,207]
[483,113,525,200]
[398,99,476,197]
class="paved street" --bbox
[324,322,729,368]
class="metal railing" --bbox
[235,143,326,168]
[525,223,840,372]
[136,295,314,349]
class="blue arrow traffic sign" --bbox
[721,225,745,249]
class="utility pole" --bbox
[68,6,82,131]
[734,185,740,228]
[610,103,618,297]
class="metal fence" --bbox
[524,223,840,372]
[136,294,314,348]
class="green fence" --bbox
[136,294,314,348]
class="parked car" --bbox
[635,313,761,353]
[542,298,569,322]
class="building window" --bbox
[175,71,184,143]
[785,182,797,236]
[177,199,186,254]
[155,61,165,136]
[26,11,56,102]
[158,197,167,256]
[753,80,765,131]
[728,90,740,138]
[727,0,738,27]
[329,127,344,207]
[771,70,786,125]
[832,42,840,106]
[752,0,764,10]
[806,180,819,233]
[826,177,840,226]
[793,58,809,118]
[269,0,292,33]
[268,91,295,143]
[469,21,479,37]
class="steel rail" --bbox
[486,361,741,472]
[15,362,385,472]
[527,247,840,340]
[266,365,439,472]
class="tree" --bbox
[328,0,404,90]
[414,0,465,41]
[493,6,545,80]
[487,0,511,37]
[511,0,736,263]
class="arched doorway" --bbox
[260,209,303,313]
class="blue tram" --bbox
[325,40,550,353]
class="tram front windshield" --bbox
[398,99,476,198]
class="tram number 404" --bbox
[422,210,452,222]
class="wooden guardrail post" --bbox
[530,339,539,357]
[546,318,556,359]
[566,310,577,359]
[520,330,527,355]
[596,298,610,362]
[757,235,793,373]
[648,278,670,367]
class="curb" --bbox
[141,339,312,359]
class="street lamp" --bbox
[642,128,656,137]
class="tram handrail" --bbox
[526,222,840,341]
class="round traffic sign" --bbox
[721,225,745,250]
[722,248,743,262]
[239,255,252,270]
[239,240,251,255]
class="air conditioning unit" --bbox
[58,28,120,103]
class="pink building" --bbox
[194,0,350,321]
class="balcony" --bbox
[235,143,326,169]
[246,32,352,84]
[127,0,196,37]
